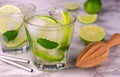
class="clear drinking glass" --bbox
[0,2,36,53]
[24,10,76,71]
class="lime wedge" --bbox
[64,3,80,11]
[78,14,97,24]
[0,5,21,14]
[79,25,105,45]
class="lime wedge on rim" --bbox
[61,11,70,25]
[60,11,71,46]
[79,25,105,45]
[78,14,97,24]
[64,3,80,11]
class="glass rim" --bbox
[24,10,76,28]
[0,1,36,14]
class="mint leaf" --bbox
[37,38,58,49]
[3,30,18,42]
[58,45,70,51]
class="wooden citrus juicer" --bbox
[76,33,120,68]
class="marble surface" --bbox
[0,0,120,77]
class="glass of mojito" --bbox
[0,2,36,53]
[24,10,76,71]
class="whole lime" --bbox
[84,0,102,14]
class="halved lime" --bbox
[79,25,105,45]
[78,14,97,24]
[64,3,80,11]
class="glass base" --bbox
[34,61,66,72]
[2,44,29,54]
[33,55,67,72]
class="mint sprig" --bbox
[2,23,23,42]
[37,38,58,49]
[3,30,18,42]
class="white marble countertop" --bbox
[0,0,120,77]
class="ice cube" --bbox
[30,16,46,26]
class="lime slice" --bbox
[40,16,58,24]
[64,3,80,11]
[0,5,22,33]
[33,44,64,62]
[4,39,27,48]
[0,5,21,14]
[79,25,105,45]
[78,14,97,24]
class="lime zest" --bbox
[64,3,80,11]
[78,14,97,24]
